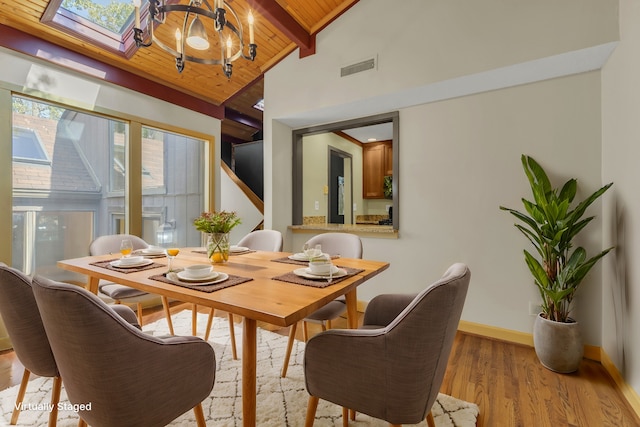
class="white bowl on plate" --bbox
[119,256,144,265]
[183,264,213,279]
[308,259,334,275]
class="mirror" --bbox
[292,112,399,230]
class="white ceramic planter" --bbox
[533,313,583,373]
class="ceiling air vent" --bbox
[340,57,376,77]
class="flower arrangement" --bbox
[193,211,241,234]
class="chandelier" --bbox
[132,0,257,79]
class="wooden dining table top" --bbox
[57,248,390,328]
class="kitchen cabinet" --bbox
[363,141,392,199]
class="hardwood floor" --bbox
[1,302,639,426]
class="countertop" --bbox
[289,223,398,239]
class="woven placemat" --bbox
[90,259,165,273]
[149,272,253,293]
[272,266,364,288]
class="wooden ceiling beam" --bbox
[248,0,316,58]
[224,107,262,130]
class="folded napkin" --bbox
[90,259,165,273]
[272,266,364,288]
[149,272,253,293]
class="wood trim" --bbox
[221,162,264,214]
[601,350,640,418]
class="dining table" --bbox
[57,247,389,427]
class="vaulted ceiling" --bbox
[0,0,359,143]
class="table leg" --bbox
[344,289,358,329]
[242,317,257,427]
[86,276,100,294]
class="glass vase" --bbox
[207,232,230,264]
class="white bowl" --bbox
[308,260,333,275]
[184,264,213,279]
[119,256,144,265]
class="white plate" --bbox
[168,272,228,286]
[288,253,310,261]
[176,270,219,282]
[110,259,154,268]
[230,246,250,253]
[140,248,165,256]
[293,267,347,280]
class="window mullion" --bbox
[127,121,143,236]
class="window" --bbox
[12,127,50,164]
[42,0,138,56]
[11,94,208,276]
[140,126,205,247]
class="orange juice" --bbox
[167,248,180,257]
[120,248,132,256]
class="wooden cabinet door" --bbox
[363,143,386,198]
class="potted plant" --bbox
[193,211,241,263]
[500,155,613,373]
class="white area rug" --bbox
[0,311,479,426]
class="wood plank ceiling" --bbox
[0,0,359,143]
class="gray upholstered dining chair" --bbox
[303,263,471,427]
[32,274,216,427]
[0,263,141,427]
[202,229,284,358]
[90,234,175,333]
[281,232,363,377]
[0,263,61,427]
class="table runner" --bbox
[90,259,165,273]
[272,266,364,288]
[149,272,253,293]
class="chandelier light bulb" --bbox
[186,15,210,50]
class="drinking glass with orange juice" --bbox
[166,248,180,272]
[120,239,133,258]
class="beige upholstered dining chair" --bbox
[281,232,363,377]
[0,263,141,427]
[32,275,216,427]
[202,229,284,359]
[89,234,175,333]
[303,263,471,427]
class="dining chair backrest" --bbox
[89,234,148,256]
[31,274,216,427]
[304,263,470,425]
[237,229,283,252]
[0,263,58,378]
[304,233,362,259]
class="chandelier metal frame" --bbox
[133,0,257,78]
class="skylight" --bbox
[60,0,135,34]
[253,99,264,112]
[43,0,138,56]
[13,127,51,165]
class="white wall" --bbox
[220,170,263,244]
[602,0,640,398]
[264,0,617,351]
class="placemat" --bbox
[90,259,165,273]
[272,266,364,288]
[149,272,253,293]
